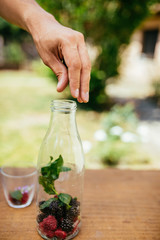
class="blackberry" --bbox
[70,198,80,207]
[65,212,75,222]
[68,205,80,218]
[49,200,64,220]
[61,218,74,233]
[39,201,49,214]
[37,213,48,223]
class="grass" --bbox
[0,70,100,167]
[0,69,158,170]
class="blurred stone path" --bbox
[135,98,160,168]
[135,98,160,121]
[112,97,160,169]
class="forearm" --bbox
[0,0,56,35]
[0,0,91,102]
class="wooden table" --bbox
[1,169,160,240]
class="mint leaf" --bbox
[58,193,72,206]
[40,198,55,210]
[53,155,63,167]
[39,155,71,196]
[50,156,53,162]
[61,166,71,172]
[41,165,51,177]
[41,155,64,180]
[10,190,22,200]
[39,176,57,195]
[51,174,59,181]
[50,155,63,176]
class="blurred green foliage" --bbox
[91,103,150,166]
[37,0,158,109]
[0,19,34,65]
[0,0,159,109]
[102,103,138,133]
[4,42,25,65]
[0,18,27,43]
[0,71,100,167]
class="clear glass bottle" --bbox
[36,100,84,240]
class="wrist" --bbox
[23,4,57,39]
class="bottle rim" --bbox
[51,99,77,112]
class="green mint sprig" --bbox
[10,190,22,201]
[39,155,72,206]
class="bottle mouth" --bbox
[51,100,77,112]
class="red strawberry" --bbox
[21,192,29,204]
[55,229,67,239]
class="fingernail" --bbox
[83,92,89,102]
[74,89,79,98]
[78,98,83,103]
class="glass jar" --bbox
[36,100,84,240]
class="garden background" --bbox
[0,0,160,169]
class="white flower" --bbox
[110,126,123,136]
[94,129,107,141]
[137,125,149,143]
[121,132,138,143]
[82,140,92,153]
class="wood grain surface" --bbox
[1,169,160,240]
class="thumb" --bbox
[49,57,68,92]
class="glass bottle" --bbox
[36,100,84,240]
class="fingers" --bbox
[39,28,91,103]
[62,33,91,103]
[78,39,91,103]
[77,95,83,103]
[56,62,68,92]
[62,45,81,99]
[44,56,69,92]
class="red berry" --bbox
[9,194,21,205]
[55,229,67,239]
[46,230,55,238]
[21,192,29,204]
[41,215,57,231]
[39,222,55,238]
[9,194,14,203]
[71,220,80,234]
[39,222,44,229]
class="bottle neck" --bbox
[49,110,77,133]
[48,100,78,134]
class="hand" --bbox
[30,14,91,103]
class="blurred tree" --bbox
[0,19,37,67]
[0,18,27,43]
[37,0,158,110]
[0,1,158,107]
